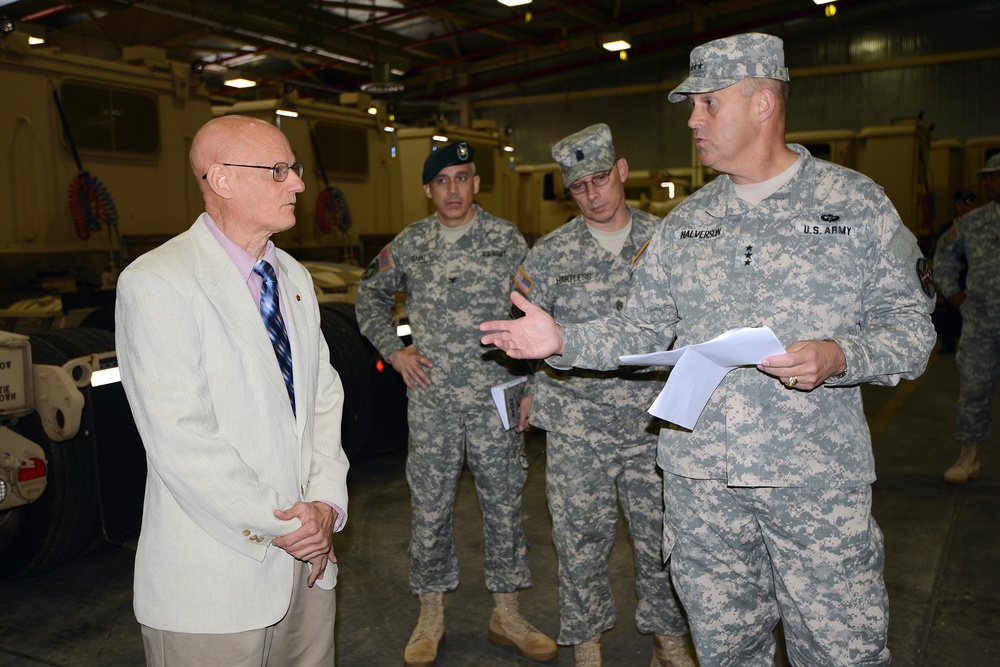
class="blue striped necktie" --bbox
[253,260,295,415]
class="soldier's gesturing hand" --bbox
[389,345,434,389]
[480,291,565,360]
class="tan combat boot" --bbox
[488,592,558,662]
[573,634,602,667]
[404,592,445,667]
[651,633,698,667]
[944,443,981,484]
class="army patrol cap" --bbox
[551,123,617,189]
[668,32,789,103]
[422,141,475,184]
[976,153,1000,177]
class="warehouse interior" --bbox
[1,353,998,666]
[1,0,999,665]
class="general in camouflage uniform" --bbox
[514,123,693,667]
[933,153,1000,483]
[355,141,556,666]
[480,33,936,667]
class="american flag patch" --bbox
[378,246,393,272]
[514,267,534,294]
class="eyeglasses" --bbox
[202,162,304,182]
[567,169,613,195]
[957,196,976,205]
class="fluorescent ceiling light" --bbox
[503,145,514,153]
[27,36,45,45]
[813,0,835,4]
[602,33,631,52]
[367,106,378,115]
[224,77,257,89]
[432,134,448,142]
[276,108,299,118]
[498,0,532,6]
[223,52,267,67]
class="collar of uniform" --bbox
[783,143,817,211]
[702,143,815,218]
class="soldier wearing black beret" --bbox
[357,141,555,666]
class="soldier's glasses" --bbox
[567,169,613,195]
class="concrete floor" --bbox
[1,350,998,666]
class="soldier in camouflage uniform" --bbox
[356,141,557,667]
[513,123,693,667]
[934,153,1000,483]
[481,33,936,667]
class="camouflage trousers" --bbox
[406,401,531,595]
[664,476,890,667]
[954,312,1000,443]
[546,428,687,645]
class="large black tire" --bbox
[319,302,407,461]
[0,328,115,582]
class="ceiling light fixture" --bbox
[221,50,268,68]
[361,0,405,95]
[497,0,532,6]
[223,74,257,89]
[361,61,405,94]
[432,134,449,143]
[812,0,835,3]
[601,32,631,52]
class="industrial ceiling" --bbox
[0,0,967,120]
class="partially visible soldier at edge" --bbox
[934,153,1000,484]
[355,141,557,667]
[932,188,977,354]
[480,32,936,667]
[513,122,694,667]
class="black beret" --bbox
[422,141,475,184]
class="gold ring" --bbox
[783,376,798,388]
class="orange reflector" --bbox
[376,358,385,372]
[18,458,47,482]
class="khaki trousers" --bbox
[141,559,336,667]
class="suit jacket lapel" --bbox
[191,220,293,414]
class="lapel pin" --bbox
[295,294,301,301]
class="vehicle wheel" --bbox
[0,328,112,582]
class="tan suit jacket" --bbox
[116,214,349,633]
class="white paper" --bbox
[491,376,529,430]
[619,327,786,430]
